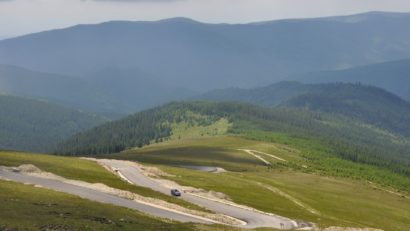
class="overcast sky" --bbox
[1,0,410,39]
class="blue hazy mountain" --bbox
[0,65,195,116]
[289,58,410,101]
[0,94,107,152]
[1,12,410,90]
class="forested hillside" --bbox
[56,102,220,155]
[0,95,107,152]
[198,82,308,106]
[200,82,410,137]
[57,101,410,181]
[282,83,410,137]
[291,58,410,101]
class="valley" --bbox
[1,7,410,231]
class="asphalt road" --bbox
[0,167,213,224]
[99,159,298,229]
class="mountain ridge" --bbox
[2,11,410,90]
[0,94,107,152]
[0,64,196,116]
[289,58,410,101]
[199,82,410,138]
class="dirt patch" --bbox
[213,167,227,173]
[17,164,42,173]
[139,165,173,178]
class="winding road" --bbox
[99,159,298,229]
[0,167,212,224]
[0,159,299,229]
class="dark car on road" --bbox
[170,189,181,197]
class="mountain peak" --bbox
[157,17,200,24]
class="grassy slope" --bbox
[169,117,231,140]
[57,101,410,183]
[0,151,276,231]
[114,136,410,231]
[115,136,265,172]
[0,180,194,231]
[240,130,410,192]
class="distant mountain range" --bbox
[0,94,107,152]
[290,58,410,101]
[1,12,410,91]
[0,65,195,116]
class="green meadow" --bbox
[115,136,410,231]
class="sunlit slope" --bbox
[112,136,410,231]
[57,101,410,182]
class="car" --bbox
[170,189,181,197]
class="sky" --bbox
[1,0,410,39]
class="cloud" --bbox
[91,0,183,2]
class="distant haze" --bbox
[1,12,410,91]
[1,0,410,38]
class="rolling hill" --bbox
[1,12,410,90]
[290,58,410,101]
[0,64,115,115]
[0,64,195,116]
[56,100,410,182]
[0,94,107,152]
[198,81,308,106]
[200,82,410,138]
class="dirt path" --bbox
[249,149,287,162]
[237,149,287,165]
[257,182,320,215]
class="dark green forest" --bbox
[201,82,410,138]
[56,101,410,180]
[0,95,107,152]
